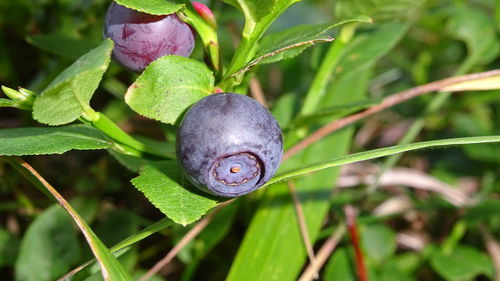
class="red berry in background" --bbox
[104,2,195,72]
[192,2,217,28]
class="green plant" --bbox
[0,0,499,280]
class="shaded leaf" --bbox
[446,6,500,67]
[27,33,97,60]
[32,39,113,125]
[0,125,112,156]
[131,163,218,225]
[125,55,214,125]
[430,245,494,281]
[15,205,81,281]
[361,224,396,263]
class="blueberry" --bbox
[104,2,195,72]
[176,93,283,197]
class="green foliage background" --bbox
[0,0,499,280]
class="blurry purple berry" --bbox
[104,2,195,72]
[176,93,283,197]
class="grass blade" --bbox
[269,136,500,185]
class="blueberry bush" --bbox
[0,0,499,280]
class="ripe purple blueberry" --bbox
[104,2,195,72]
[176,93,283,197]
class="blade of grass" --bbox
[3,157,134,281]
[270,135,500,185]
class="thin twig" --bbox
[299,225,346,281]
[283,69,500,160]
[287,181,318,279]
[345,205,368,281]
[479,224,500,281]
[250,77,269,108]
[139,200,234,281]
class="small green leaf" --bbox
[114,0,183,15]
[131,163,218,225]
[430,245,494,281]
[125,55,214,125]
[32,39,114,125]
[361,224,396,263]
[447,6,500,67]
[0,125,112,156]
[15,205,81,281]
[255,17,372,65]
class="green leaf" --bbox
[268,136,500,185]
[361,223,396,263]
[0,125,112,156]
[125,55,214,125]
[335,0,425,21]
[0,227,19,266]
[27,33,97,60]
[430,245,494,281]
[114,0,183,15]
[334,22,410,78]
[131,163,218,225]
[324,248,356,281]
[446,6,500,67]
[32,39,113,125]
[255,17,372,65]
[15,205,82,281]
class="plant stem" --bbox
[345,205,368,281]
[84,112,168,158]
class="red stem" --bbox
[345,205,368,281]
